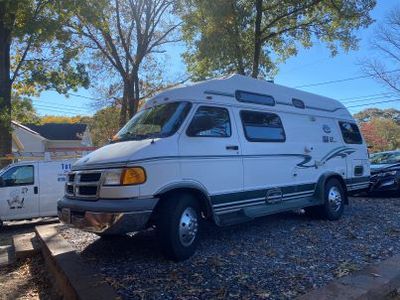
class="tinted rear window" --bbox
[339,121,363,144]
[235,90,275,106]
[240,111,286,142]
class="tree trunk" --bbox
[125,76,136,119]
[251,0,263,78]
[119,89,128,128]
[133,72,139,115]
[120,75,137,124]
[0,3,13,168]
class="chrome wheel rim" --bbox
[328,186,342,212]
[179,207,198,247]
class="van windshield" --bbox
[113,101,192,142]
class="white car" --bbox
[0,159,75,227]
[58,74,370,261]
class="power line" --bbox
[67,93,101,101]
[340,94,398,105]
[295,69,400,89]
[34,103,92,113]
[338,92,395,101]
[32,99,93,111]
[346,98,400,108]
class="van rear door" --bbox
[38,161,71,217]
[0,163,39,221]
[338,121,370,191]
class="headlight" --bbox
[380,170,398,177]
[103,167,146,186]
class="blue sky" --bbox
[33,0,399,117]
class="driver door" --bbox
[0,165,39,221]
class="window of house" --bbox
[339,122,363,144]
[241,111,286,142]
[0,166,34,187]
[186,106,231,137]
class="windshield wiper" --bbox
[113,132,164,142]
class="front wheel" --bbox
[156,193,200,261]
[305,178,345,220]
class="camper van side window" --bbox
[339,122,363,144]
[235,90,275,106]
[240,111,286,142]
[187,106,231,137]
[0,165,34,187]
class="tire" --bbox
[156,193,200,261]
[305,178,345,221]
[0,220,3,229]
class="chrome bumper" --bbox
[57,196,158,234]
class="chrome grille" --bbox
[66,171,102,199]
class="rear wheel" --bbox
[305,178,345,220]
[156,193,200,261]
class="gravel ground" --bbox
[59,196,400,299]
[0,254,56,300]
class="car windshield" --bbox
[370,152,400,165]
[113,101,192,142]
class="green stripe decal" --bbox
[210,183,316,205]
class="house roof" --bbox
[24,123,88,141]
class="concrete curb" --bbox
[298,255,400,299]
[35,224,119,300]
[0,245,15,267]
[13,232,40,259]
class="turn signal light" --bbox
[121,167,146,185]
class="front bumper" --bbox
[370,175,400,192]
[57,196,159,234]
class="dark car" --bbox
[369,151,400,194]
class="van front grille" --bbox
[66,171,102,199]
[68,174,75,182]
[78,186,98,196]
[80,173,101,182]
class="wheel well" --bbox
[154,188,213,219]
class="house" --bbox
[11,121,95,159]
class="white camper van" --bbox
[0,159,75,227]
[58,75,370,261]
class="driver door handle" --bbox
[226,145,239,151]
[34,186,38,194]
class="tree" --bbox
[360,117,400,152]
[354,108,400,125]
[40,115,88,124]
[363,7,400,93]
[0,0,89,166]
[11,95,40,124]
[65,0,180,127]
[89,106,121,147]
[178,0,375,80]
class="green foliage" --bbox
[360,118,400,152]
[11,95,40,124]
[178,0,376,79]
[353,108,400,125]
[39,115,88,124]
[7,0,90,96]
[88,106,121,147]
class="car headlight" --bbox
[380,170,398,177]
[103,167,146,186]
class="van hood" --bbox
[73,138,178,170]
[370,163,400,174]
